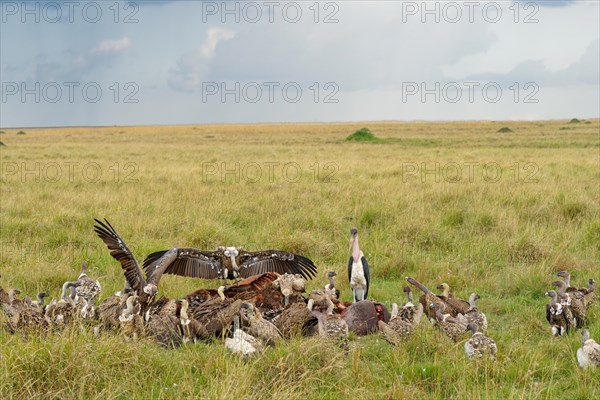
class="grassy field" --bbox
[0,120,599,399]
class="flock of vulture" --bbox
[0,219,599,367]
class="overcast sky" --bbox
[1,0,598,127]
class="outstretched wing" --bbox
[94,218,145,292]
[143,248,223,280]
[237,250,317,279]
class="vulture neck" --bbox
[582,330,590,345]
[124,296,135,315]
[468,294,478,309]
[549,292,557,306]
[406,290,413,304]
[217,286,226,301]
[230,255,239,271]
[60,282,71,301]
[441,286,450,298]
[391,303,399,319]
[328,275,335,289]
[180,301,189,321]
[562,273,571,287]
[408,278,432,295]
[554,281,566,295]
[79,262,88,279]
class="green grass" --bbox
[1,120,599,399]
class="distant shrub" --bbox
[584,121,592,124]
[0,140,5,146]
[16,130,26,135]
[568,118,580,124]
[497,127,513,133]
[0,130,5,134]
[346,128,377,142]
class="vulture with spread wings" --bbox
[143,246,317,281]
[93,218,178,302]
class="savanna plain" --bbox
[0,120,599,399]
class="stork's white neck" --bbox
[352,236,361,262]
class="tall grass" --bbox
[1,120,599,399]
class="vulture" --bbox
[307,283,339,314]
[143,297,188,349]
[577,329,600,368]
[553,280,586,329]
[31,292,50,310]
[271,273,306,305]
[94,218,179,310]
[464,324,497,359]
[557,272,596,309]
[556,271,596,309]
[406,277,447,323]
[0,287,50,337]
[308,297,348,340]
[175,299,209,343]
[74,260,102,307]
[429,302,467,342]
[239,302,282,346]
[544,290,569,336]
[209,272,293,313]
[348,228,369,302]
[119,295,144,340]
[435,283,470,316]
[324,271,340,300]
[181,274,287,338]
[273,302,311,338]
[96,286,132,333]
[456,293,488,333]
[378,301,423,346]
[583,278,596,308]
[225,315,265,356]
[398,286,419,323]
[557,270,585,293]
[189,297,243,338]
[143,246,317,281]
[45,281,81,328]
